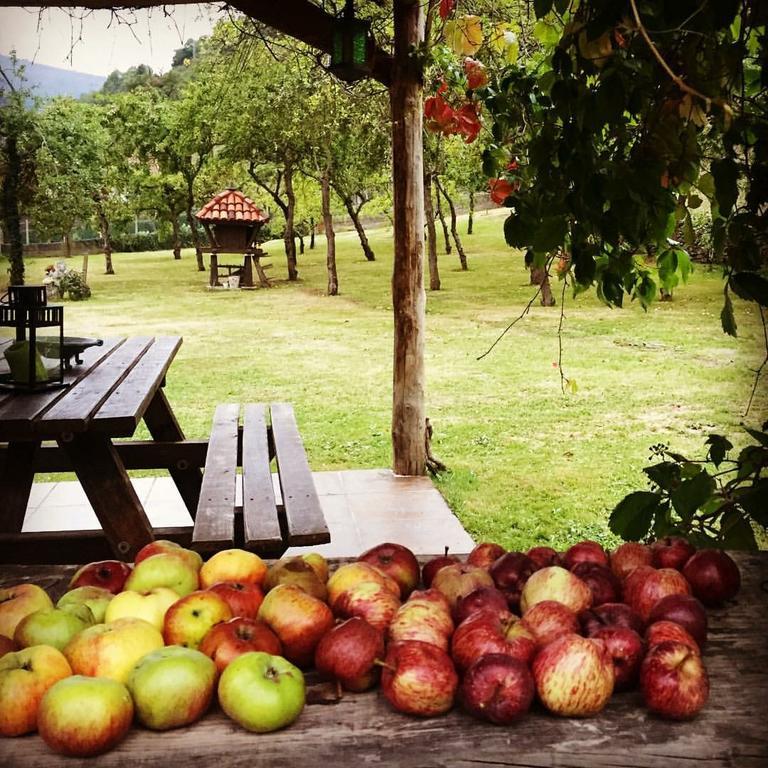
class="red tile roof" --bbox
[196,189,269,224]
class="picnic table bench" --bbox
[0,336,328,562]
[0,551,766,767]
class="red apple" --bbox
[388,591,453,651]
[623,565,657,608]
[579,602,645,637]
[0,584,54,640]
[561,540,609,570]
[466,542,506,570]
[459,654,534,724]
[68,560,132,595]
[519,566,592,614]
[333,581,402,632]
[327,562,401,608]
[257,584,334,668]
[591,626,645,690]
[682,549,741,606]
[640,640,709,719]
[381,640,458,717]
[645,620,700,654]
[532,634,614,717]
[454,586,509,625]
[431,563,495,612]
[162,590,234,650]
[207,581,264,619]
[421,550,461,589]
[647,594,708,649]
[451,610,536,673]
[625,567,691,622]
[314,617,385,692]
[651,536,696,571]
[489,552,536,611]
[521,600,579,648]
[199,618,283,674]
[358,542,420,599]
[526,546,559,570]
[570,562,621,606]
[610,542,654,581]
[134,540,203,571]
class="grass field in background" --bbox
[3,209,766,550]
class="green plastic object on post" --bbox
[4,340,51,384]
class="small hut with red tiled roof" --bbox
[196,189,271,288]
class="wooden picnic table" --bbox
[0,551,766,768]
[0,336,329,563]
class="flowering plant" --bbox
[43,262,91,301]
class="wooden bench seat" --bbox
[192,403,329,557]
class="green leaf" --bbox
[553,0,570,13]
[504,213,528,248]
[676,249,692,283]
[729,272,768,307]
[735,479,768,526]
[706,434,733,467]
[532,216,568,252]
[719,508,758,550]
[711,157,739,215]
[743,428,768,447]
[696,173,715,200]
[721,289,737,336]
[683,210,695,246]
[670,471,716,522]
[534,20,561,45]
[534,0,554,19]
[644,461,681,492]
[609,491,660,541]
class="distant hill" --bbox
[0,54,105,99]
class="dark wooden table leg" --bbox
[0,441,40,533]
[242,253,254,287]
[59,433,154,561]
[143,388,202,517]
[210,253,219,287]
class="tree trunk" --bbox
[283,162,298,281]
[434,177,451,254]
[468,191,474,235]
[1,135,24,285]
[93,194,114,275]
[342,195,375,261]
[310,216,315,249]
[81,253,89,285]
[296,232,305,255]
[64,231,72,259]
[436,177,467,270]
[390,0,426,476]
[423,171,440,291]
[171,216,181,260]
[531,266,556,306]
[321,168,338,296]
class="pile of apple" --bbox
[0,537,742,757]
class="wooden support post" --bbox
[209,253,220,287]
[390,0,426,476]
[0,441,39,532]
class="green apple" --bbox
[134,540,204,572]
[0,584,54,640]
[218,651,305,733]
[57,586,113,624]
[0,645,72,736]
[14,604,94,650]
[38,675,133,757]
[63,617,164,684]
[124,553,199,597]
[127,645,216,730]
[104,587,180,630]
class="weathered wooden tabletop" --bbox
[1,552,766,767]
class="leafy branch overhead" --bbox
[426,1,768,329]
[609,426,768,549]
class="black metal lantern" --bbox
[0,285,66,391]
[330,0,372,82]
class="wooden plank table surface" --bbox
[0,552,766,768]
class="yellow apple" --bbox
[104,588,180,630]
[327,562,401,609]
[63,617,164,684]
[199,549,267,589]
[163,590,233,650]
[303,553,329,583]
[0,584,54,640]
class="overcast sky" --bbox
[0,4,224,76]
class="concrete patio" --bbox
[20,468,476,557]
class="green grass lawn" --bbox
[3,209,766,550]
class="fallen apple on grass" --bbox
[127,645,217,730]
[37,675,134,757]
[0,645,72,736]
[218,651,305,733]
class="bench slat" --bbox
[242,404,283,550]
[270,403,329,547]
[192,404,239,551]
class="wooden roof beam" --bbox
[0,0,394,85]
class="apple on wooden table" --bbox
[124,553,199,597]
[57,586,113,624]
[327,562,401,608]
[466,542,506,570]
[68,560,132,595]
[14,604,94,651]
[0,584,54,640]
[358,542,420,599]
[199,549,267,590]
[519,566,592,614]
[314,617,385,692]
[162,590,233,650]
[104,587,180,630]
[459,653,534,724]
[610,542,653,581]
[421,549,461,589]
[199,617,283,674]
[206,581,264,619]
